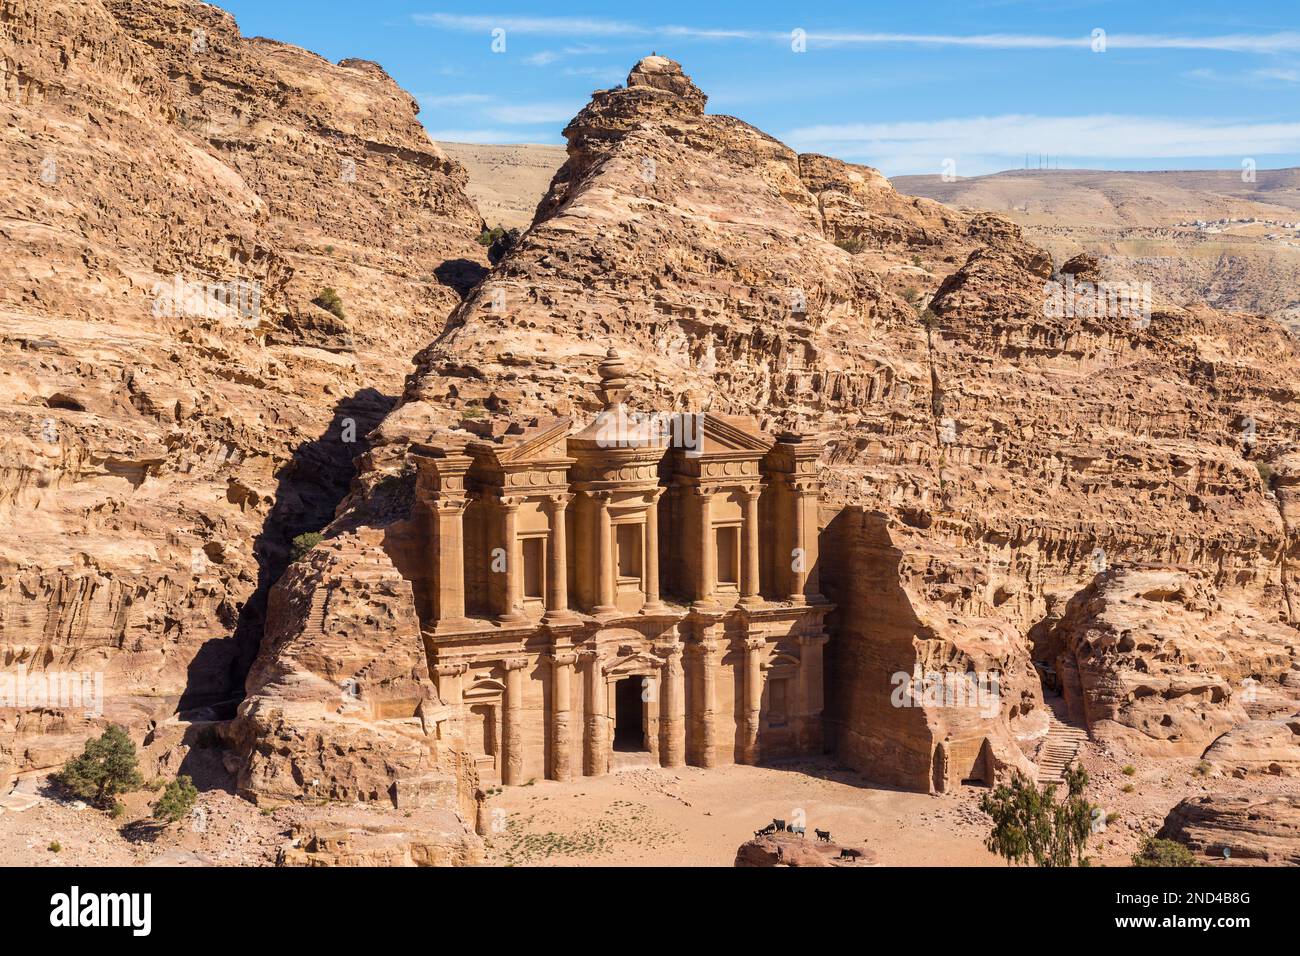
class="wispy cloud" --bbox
[484,101,585,124]
[414,92,495,109]
[414,14,1300,54]
[786,114,1300,176]
[427,128,554,144]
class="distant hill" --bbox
[893,168,1300,329]
[438,142,567,231]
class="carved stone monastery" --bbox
[412,351,831,784]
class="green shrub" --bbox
[289,531,323,563]
[48,841,62,853]
[152,775,199,824]
[312,287,345,320]
[1121,764,1136,776]
[477,225,510,247]
[1122,783,1135,793]
[1132,836,1202,867]
[55,725,144,811]
[1256,461,1274,486]
[835,237,866,254]
[979,763,1097,867]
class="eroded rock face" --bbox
[1159,793,1300,865]
[0,0,483,785]
[229,530,480,822]
[1203,714,1300,777]
[278,812,483,867]
[1047,568,1297,755]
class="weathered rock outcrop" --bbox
[1203,714,1300,777]
[1159,793,1300,865]
[734,831,875,867]
[228,530,479,822]
[1045,568,1297,755]
[0,0,483,786]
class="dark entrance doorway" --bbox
[614,677,647,751]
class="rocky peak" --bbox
[626,54,706,105]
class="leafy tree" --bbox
[152,775,199,824]
[1132,836,1202,867]
[312,287,345,320]
[979,763,1096,867]
[289,531,323,563]
[56,725,144,811]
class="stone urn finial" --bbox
[596,348,630,407]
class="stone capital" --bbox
[429,495,469,515]
[500,656,529,671]
[550,650,580,667]
[495,494,526,512]
[542,492,574,512]
[433,662,468,677]
[744,636,767,652]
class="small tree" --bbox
[56,725,144,811]
[979,763,1096,867]
[312,287,345,320]
[289,531,323,563]
[152,776,199,824]
[1132,836,1203,867]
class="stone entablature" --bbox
[412,351,832,784]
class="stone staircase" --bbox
[1038,714,1089,786]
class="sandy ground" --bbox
[5,747,1292,868]
[481,757,1000,866]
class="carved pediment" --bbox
[698,414,774,454]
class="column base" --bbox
[433,616,475,634]
[542,609,581,626]
[592,604,619,619]
[691,598,721,611]
[738,595,765,608]
[496,610,529,625]
[640,600,670,615]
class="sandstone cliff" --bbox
[0,0,484,787]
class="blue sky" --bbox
[217,0,1300,176]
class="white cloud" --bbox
[525,50,561,66]
[484,101,584,124]
[427,128,558,144]
[413,15,1300,54]
[415,92,494,108]
[785,114,1300,176]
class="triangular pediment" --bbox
[699,414,774,454]
[472,416,574,466]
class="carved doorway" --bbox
[613,676,648,751]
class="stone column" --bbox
[582,650,608,776]
[693,486,717,608]
[501,656,528,785]
[658,642,685,768]
[742,635,765,764]
[496,496,527,624]
[542,494,576,623]
[549,650,577,781]
[788,480,809,605]
[691,638,718,767]
[593,491,617,615]
[642,488,666,613]
[796,632,829,753]
[739,485,762,606]
[430,496,470,629]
